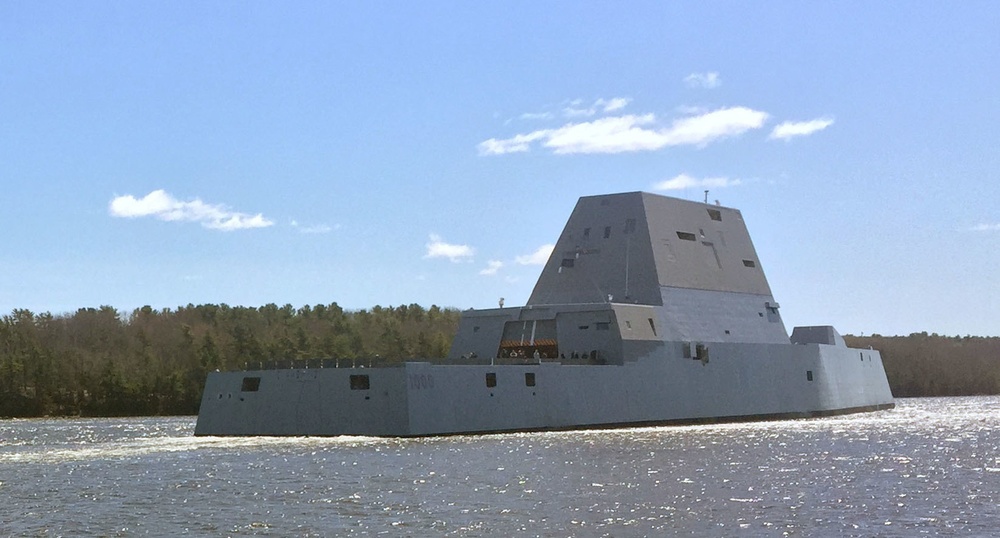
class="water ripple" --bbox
[1,397,999,536]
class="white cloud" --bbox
[543,114,665,154]
[515,244,554,265]
[478,130,551,155]
[971,223,1000,232]
[653,173,742,191]
[563,105,596,118]
[684,72,721,89]
[659,107,769,147]
[108,189,273,231]
[769,117,835,140]
[481,106,768,155]
[479,260,504,275]
[424,234,474,262]
[598,97,630,112]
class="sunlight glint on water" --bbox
[2,397,999,536]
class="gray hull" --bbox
[195,342,892,436]
[195,191,894,437]
[195,344,893,436]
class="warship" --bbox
[195,191,894,436]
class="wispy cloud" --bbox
[108,189,273,231]
[563,100,597,118]
[684,72,721,89]
[479,260,504,276]
[424,234,474,262]
[478,131,550,155]
[653,173,742,191]
[769,117,835,140]
[479,106,769,156]
[599,97,630,113]
[517,97,633,123]
[971,223,1000,232]
[290,220,337,234]
[515,244,554,265]
[519,111,554,121]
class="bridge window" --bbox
[676,231,696,241]
[561,258,575,268]
[707,208,722,221]
[743,259,757,268]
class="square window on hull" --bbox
[350,375,370,390]
[241,377,261,392]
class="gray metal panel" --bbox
[195,367,410,436]
[447,308,519,360]
[790,326,846,346]
[528,192,661,306]
[527,192,776,307]
[656,287,791,344]
[641,193,773,296]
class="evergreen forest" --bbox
[1,303,998,418]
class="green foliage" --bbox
[846,333,1000,397]
[0,303,460,418]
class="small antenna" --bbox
[704,190,709,203]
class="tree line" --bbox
[0,303,460,418]
[846,333,1000,397]
[2,304,998,418]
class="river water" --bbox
[2,397,999,537]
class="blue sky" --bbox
[2,2,998,336]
